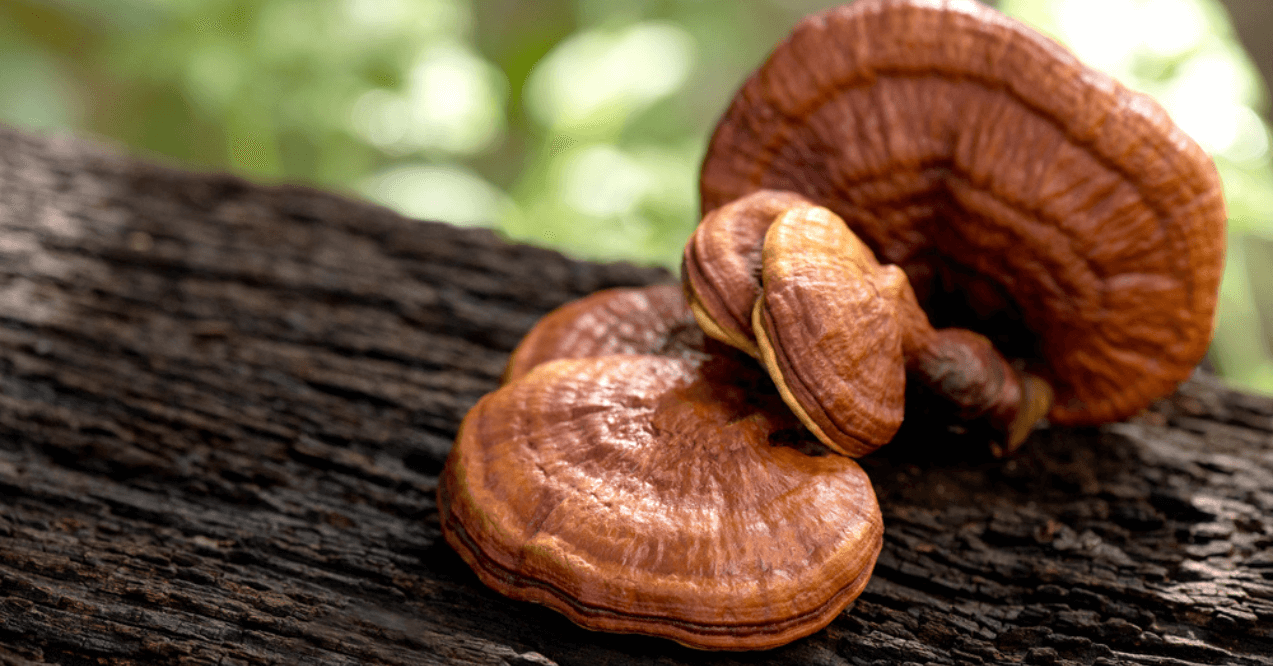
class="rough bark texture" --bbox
[0,124,1270,665]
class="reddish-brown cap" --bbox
[440,353,883,650]
[683,190,813,356]
[700,0,1226,425]
[503,283,704,383]
[753,203,908,456]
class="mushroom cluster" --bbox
[441,285,884,650]
[685,191,1054,456]
[698,0,1226,435]
[438,0,1226,652]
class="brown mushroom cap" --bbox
[684,193,1053,454]
[503,284,705,383]
[683,190,813,356]
[752,203,907,456]
[700,0,1226,425]
[439,353,883,650]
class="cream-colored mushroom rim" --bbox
[685,281,760,357]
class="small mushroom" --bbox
[754,202,908,456]
[700,0,1226,428]
[441,297,883,650]
[683,190,813,357]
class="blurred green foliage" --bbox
[0,0,827,265]
[4,0,1273,394]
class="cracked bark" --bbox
[0,124,1270,665]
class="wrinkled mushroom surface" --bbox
[700,0,1226,425]
[446,284,884,649]
[752,203,907,456]
[683,190,813,356]
[686,192,1054,454]
[503,283,705,383]
[440,353,883,651]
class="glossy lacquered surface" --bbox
[682,190,812,357]
[503,283,703,383]
[700,0,1226,425]
[441,350,882,650]
[753,204,907,456]
[443,286,884,650]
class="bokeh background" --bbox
[3,0,1272,393]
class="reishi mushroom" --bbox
[699,0,1226,430]
[684,191,1053,455]
[440,286,883,650]
[439,0,1228,652]
[683,189,814,357]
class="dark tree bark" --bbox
[0,124,1270,665]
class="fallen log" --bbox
[0,124,1270,665]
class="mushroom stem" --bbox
[904,325,1054,455]
[854,228,1054,453]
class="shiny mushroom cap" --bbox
[445,284,884,650]
[684,191,1055,455]
[503,283,706,383]
[752,203,908,456]
[700,0,1226,425]
[683,190,814,357]
[441,353,883,651]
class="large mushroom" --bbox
[699,0,1226,430]
[440,286,883,650]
